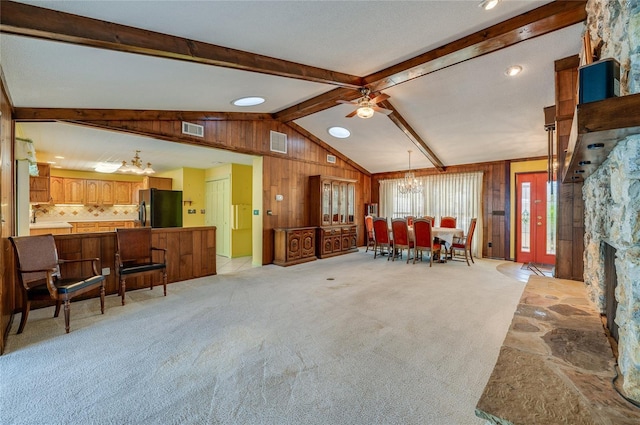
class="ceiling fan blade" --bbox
[337,100,357,105]
[370,93,390,104]
[372,106,392,115]
[345,109,358,118]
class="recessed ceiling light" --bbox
[54,155,65,159]
[46,161,56,164]
[232,96,265,107]
[328,127,351,139]
[479,0,500,10]
[505,65,523,77]
[94,162,121,173]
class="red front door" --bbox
[516,172,556,265]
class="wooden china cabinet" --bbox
[273,226,317,266]
[309,175,358,258]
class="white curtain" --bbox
[380,172,483,258]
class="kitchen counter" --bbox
[29,221,73,229]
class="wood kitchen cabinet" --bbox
[143,176,172,190]
[273,227,317,266]
[64,178,85,204]
[29,163,51,203]
[114,181,132,204]
[71,221,135,233]
[85,179,116,205]
[131,181,144,204]
[309,175,358,259]
[50,177,64,204]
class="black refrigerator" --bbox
[139,189,183,228]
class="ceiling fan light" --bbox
[356,106,374,119]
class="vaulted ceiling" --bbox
[1,0,586,175]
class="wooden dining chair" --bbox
[364,215,375,252]
[412,218,442,267]
[391,218,414,263]
[115,228,167,305]
[405,216,415,227]
[440,216,457,228]
[372,217,393,259]
[449,218,477,266]
[422,215,435,224]
[9,234,106,334]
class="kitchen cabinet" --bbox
[85,179,116,205]
[143,176,172,190]
[63,178,85,204]
[50,177,64,204]
[309,175,358,259]
[29,163,51,203]
[274,227,317,266]
[114,181,132,204]
[71,221,135,233]
[131,181,144,204]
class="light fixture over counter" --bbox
[119,150,155,174]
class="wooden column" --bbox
[554,55,584,280]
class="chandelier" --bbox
[119,150,155,174]
[398,150,422,194]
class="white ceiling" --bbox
[1,0,585,174]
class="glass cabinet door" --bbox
[322,181,332,226]
[339,183,347,224]
[331,182,340,225]
[347,183,355,224]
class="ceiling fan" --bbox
[337,88,392,119]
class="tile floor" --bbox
[216,255,255,274]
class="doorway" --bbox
[205,178,230,257]
[515,172,556,265]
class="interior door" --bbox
[516,172,556,265]
[205,179,230,257]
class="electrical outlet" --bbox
[200,209,205,214]
[488,242,492,248]
[101,267,110,276]
[188,209,196,214]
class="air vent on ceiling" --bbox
[182,121,204,137]
[270,131,287,154]
[327,154,337,164]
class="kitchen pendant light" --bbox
[119,150,155,174]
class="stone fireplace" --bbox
[583,0,640,403]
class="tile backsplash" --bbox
[31,204,139,222]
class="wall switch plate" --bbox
[101,267,110,275]
[188,209,196,214]
[200,209,205,214]
[267,210,273,216]
[253,210,259,215]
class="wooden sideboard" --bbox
[273,227,317,266]
[317,225,357,258]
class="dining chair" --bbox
[391,218,414,263]
[449,218,477,266]
[9,234,106,334]
[405,216,415,227]
[412,218,441,267]
[372,217,393,259]
[364,215,375,252]
[422,215,435,224]
[115,227,167,305]
[440,216,457,228]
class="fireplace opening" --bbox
[603,242,619,346]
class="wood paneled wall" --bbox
[80,119,372,265]
[0,72,14,354]
[11,228,217,311]
[555,55,584,280]
[371,160,510,260]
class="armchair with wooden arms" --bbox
[449,218,477,266]
[115,228,167,305]
[9,234,105,334]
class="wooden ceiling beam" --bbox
[13,108,272,121]
[0,0,362,89]
[378,100,445,172]
[272,87,361,123]
[365,1,587,92]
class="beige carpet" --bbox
[0,251,525,424]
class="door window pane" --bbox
[546,181,557,255]
[520,182,531,253]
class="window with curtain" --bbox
[379,171,483,256]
